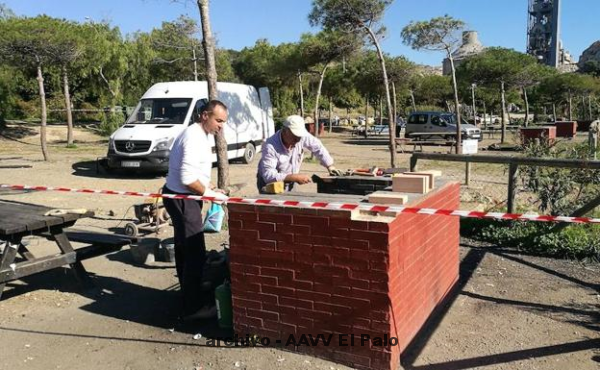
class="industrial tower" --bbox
[527,0,561,67]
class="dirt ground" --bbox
[0,123,598,370]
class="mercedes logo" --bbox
[125,141,135,152]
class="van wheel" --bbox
[242,143,256,164]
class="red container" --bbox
[520,126,557,145]
[555,121,577,137]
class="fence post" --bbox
[465,162,471,186]
[507,162,518,213]
[410,155,418,172]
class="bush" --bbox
[14,100,39,120]
[76,102,103,122]
[98,111,124,136]
[461,218,600,260]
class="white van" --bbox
[106,81,275,172]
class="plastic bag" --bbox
[203,202,225,233]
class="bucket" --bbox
[156,238,176,263]
[215,281,233,329]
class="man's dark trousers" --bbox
[163,187,211,315]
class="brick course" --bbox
[228,182,459,370]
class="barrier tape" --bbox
[1,183,599,224]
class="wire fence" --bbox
[410,152,600,216]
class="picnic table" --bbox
[0,200,132,299]
[396,132,457,153]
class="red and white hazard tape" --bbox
[1,183,599,224]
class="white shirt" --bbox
[166,123,212,194]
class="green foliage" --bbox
[461,218,600,260]
[520,140,600,215]
[580,60,600,77]
[401,15,465,53]
[412,74,452,107]
[98,111,124,136]
[535,72,600,107]
[309,0,391,35]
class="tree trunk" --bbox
[589,94,593,120]
[392,82,397,122]
[500,80,507,144]
[328,97,333,134]
[198,0,229,189]
[482,100,487,128]
[552,103,557,122]
[37,63,49,161]
[568,91,573,121]
[366,26,396,167]
[379,98,383,125]
[447,51,462,153]
[62,65,74,146]
[298,72,305,118]
[471,84,476,124]
[364,95,369,139]
[313,65,328,138]
[523,87,530,127]
[410,89,416,111]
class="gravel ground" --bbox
[0,123,598,370]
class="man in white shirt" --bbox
[163,100,228,320]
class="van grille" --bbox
[115,140,151,153]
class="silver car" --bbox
[405,111,482,141]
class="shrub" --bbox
[98,111,124,136]
[461,218,600,261]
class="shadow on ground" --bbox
[71,160,166,180]
[342,138,391,146]
[2,263,233,341]
[0,124,37,139]
[401,241,600,370]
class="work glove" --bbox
[328,168,345,177]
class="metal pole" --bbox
[192,48,198,81]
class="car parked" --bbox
[405,111,482,141]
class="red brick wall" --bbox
[387,183,460,365]
[228,182,459,370]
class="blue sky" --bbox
[4,0,599,66]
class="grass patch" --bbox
[461,218,600,261]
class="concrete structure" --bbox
[555,121,578,138]
[527,0,561,67]
[520,126,557,145]
[526,0,577,72]
[442,31,485,75]
[228,180,460,370]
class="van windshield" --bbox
[127,98,192,125]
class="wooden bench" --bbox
[40,229,135,261]
[396,137,456,153]
[411,139,456,153]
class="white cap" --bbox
[283,115,309,137]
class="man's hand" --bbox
[295,174,312,184]
[203,188,228,204]
[285,173,312,185]
[327,166,344,177]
